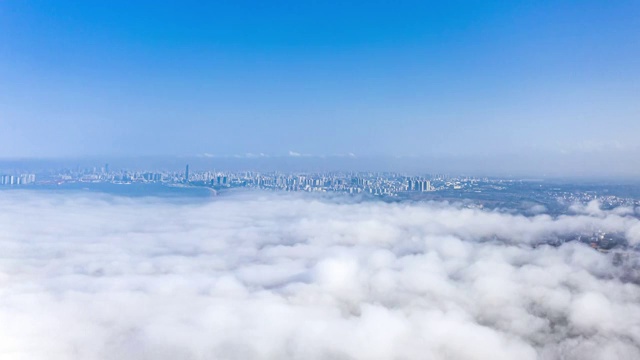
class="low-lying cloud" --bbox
[0,191,639,360]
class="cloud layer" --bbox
[0,191,639,360]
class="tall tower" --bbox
[185,164,190,183]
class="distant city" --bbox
[3,163,443,195]
[3,162,640,209]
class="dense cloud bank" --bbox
[1,191,640,360]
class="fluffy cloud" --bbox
[0,191,639,360]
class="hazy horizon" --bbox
[1,152,640,179]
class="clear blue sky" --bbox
[1,1,638,165]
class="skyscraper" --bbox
[185,164,190,183]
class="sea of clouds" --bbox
[1,190,640,360]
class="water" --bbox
[0,182,214,199]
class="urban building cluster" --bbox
[4,164,639,211]
[554,191,639,209]
[0,174,36,185]
[11,163,445,196]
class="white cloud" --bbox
[287,151,313,157]
[0,191,639,359]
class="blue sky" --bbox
[0,1,638,165]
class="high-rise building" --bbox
[407,179,414,191]
[185,164,190,183]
